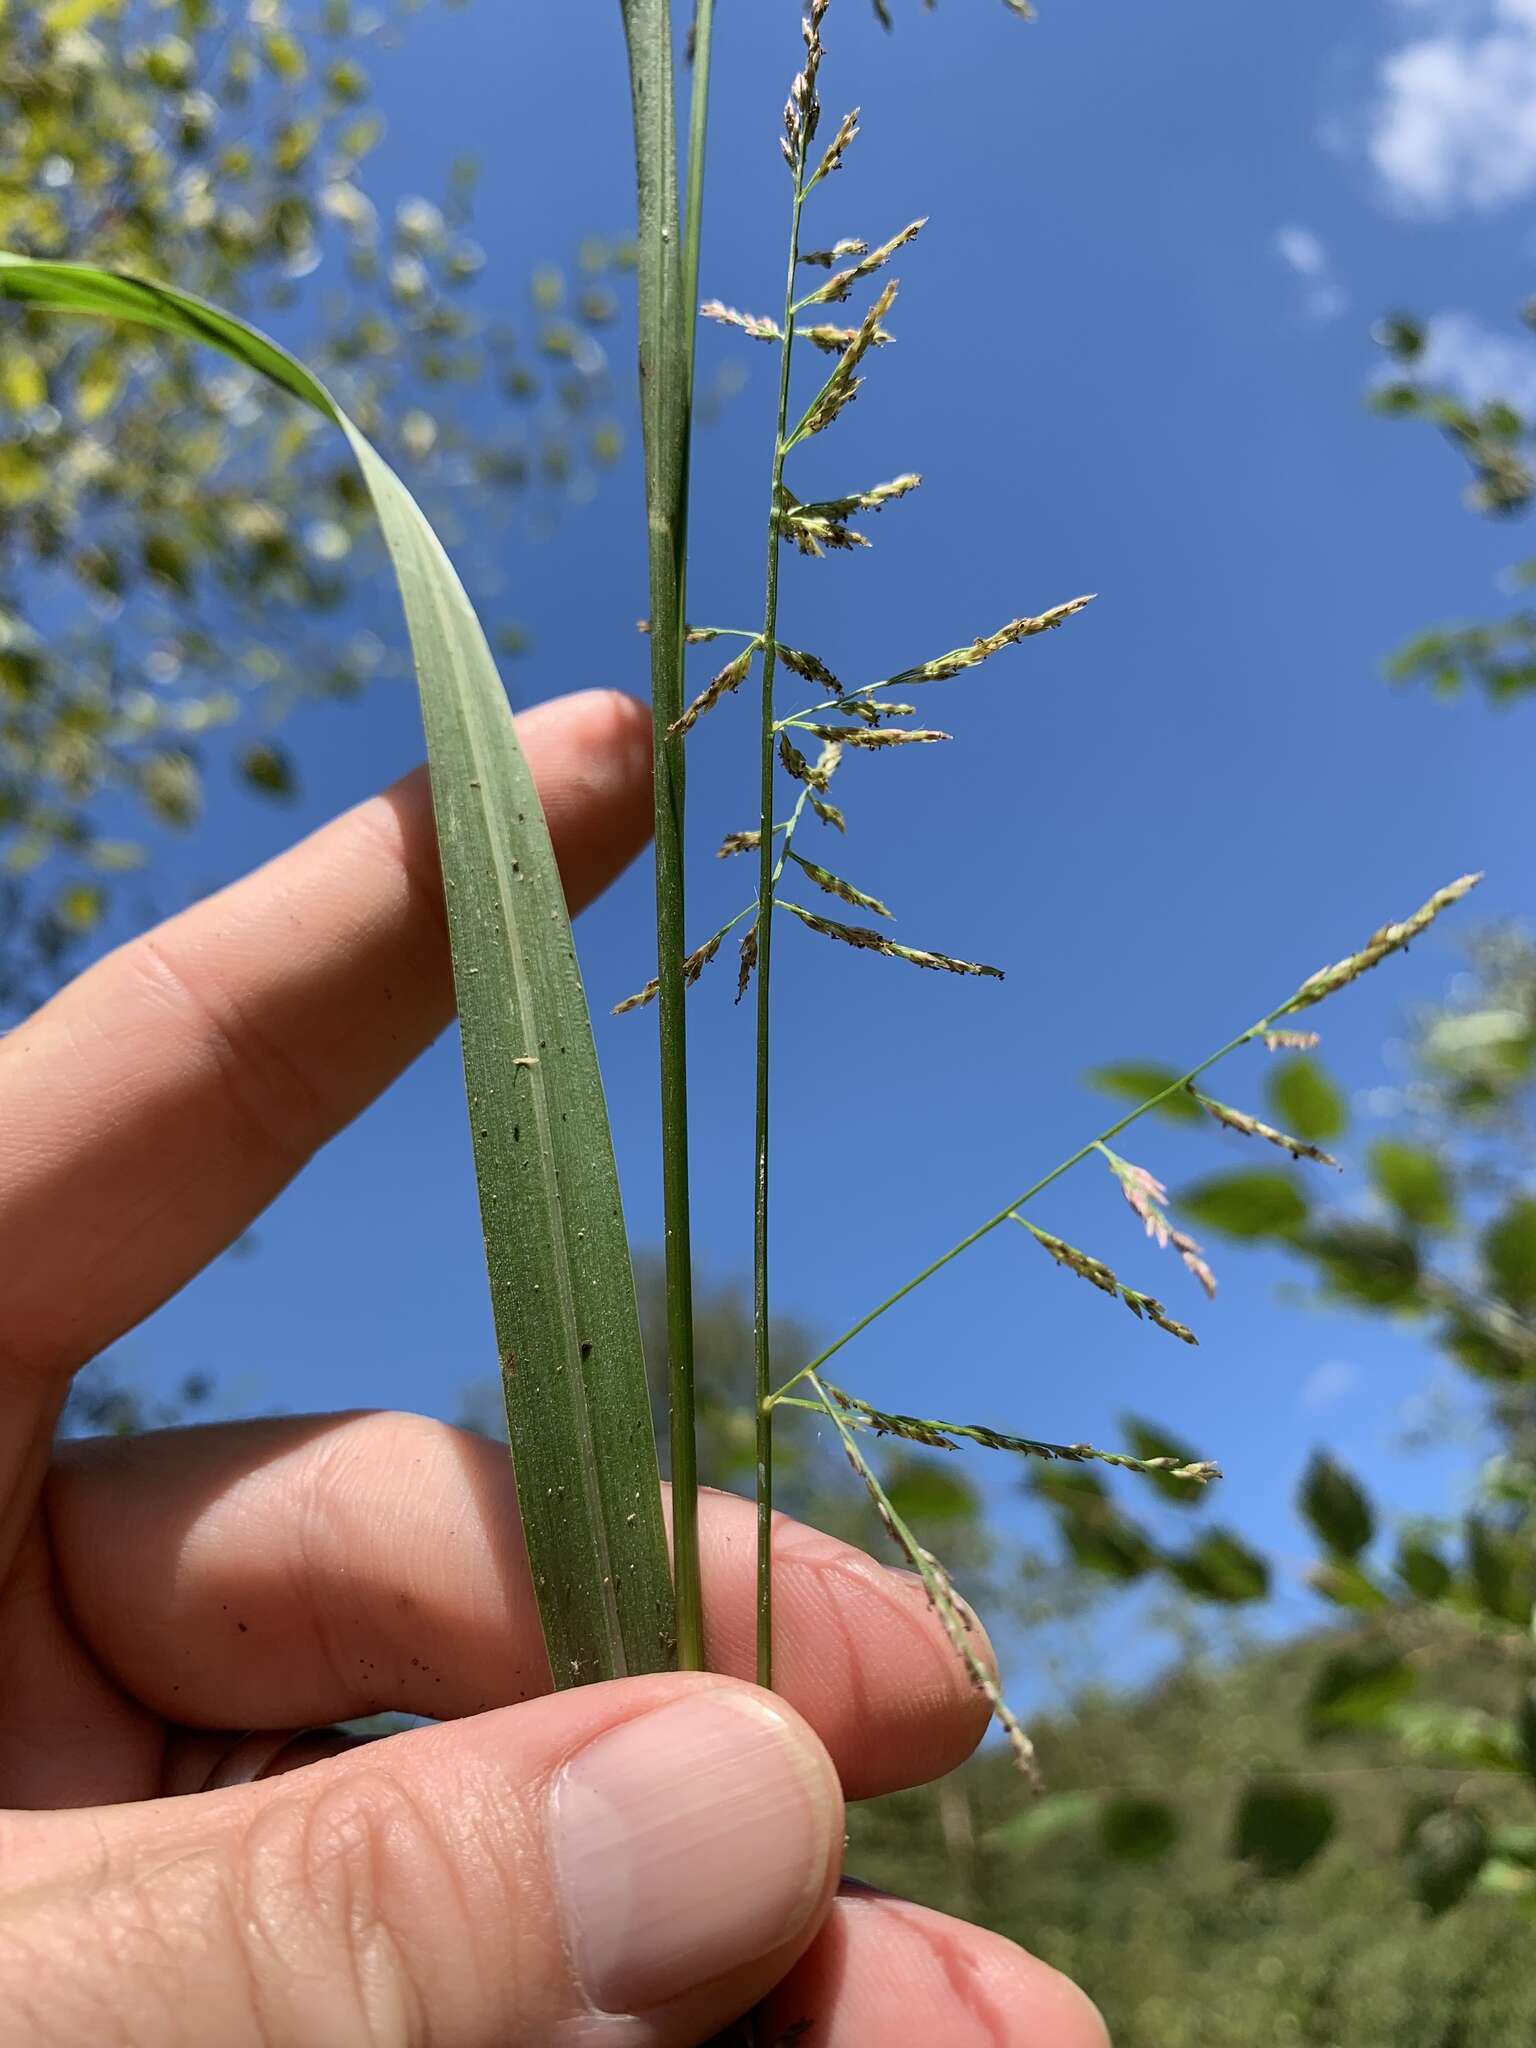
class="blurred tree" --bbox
[1068,932,1536,1912]
[1372,307,1536,704]
[0,0,633,1014]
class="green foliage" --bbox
[1178,1168,1308,1240]
[1405,1802,1489,1917]
[1307,1643,1415,1738]
[1300,1450,1375,1560]
[1369,1139,1455,1230]
[1232,1780,1337,1880]
[1484,1196,1536,1313]
[1100,1793,1180,1862]
[1164,1527,1269,1604]
[1086,1061,1204,1122]
[1266,1056,1346,1143]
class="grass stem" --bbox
[751,153,810,1693]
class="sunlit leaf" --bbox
[1178,1170,1308,1241]
[1085,1062,1203,1123]
[1265,1057,1346,1143]
[1369,1140,1455,1231]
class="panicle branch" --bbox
[780,899,1002,977]
[1282,874,1482,1013]
[813,1380,1219,1483]
[1015,1218,1198,1344]
[1192,1090,1341,1168]
[810,1371,1040,1780]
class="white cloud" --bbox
[1301,1360,1361,1411]
[1370,3,1536,213]
[1410,310,1536,408]
[1274,225,1349,321]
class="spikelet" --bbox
[887,596,1095,687]
[800,237,869,269]
[1018,1219,1198,1344]
[736,923,758,1003]
[774,641,843,694]
[782,0,829,173]
[837,697,918,724]
[799,220,926,305]
[803,318,894,355]
[793,279,900,437]
[612,927,728,1016]
[1098,1145,1217,1299]
[636,621,739,643]
[668,639,760,738]
[777,471,920,552]
[1263,1029,1321,1052]
[815,1379,1038,1780]
[814,107,860,184]
[778,731,842,790]
[717,829,760,859]
[809,791,846,831]
[1283,874,1482,1014]
[821,1382,1218,1479]
[786,849,893,918]
[781,900,1003,978]
[801,723,950,747]
[700,300,782,343]
[1193,1090,1341,1169]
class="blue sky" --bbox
[87,0,1536,1695]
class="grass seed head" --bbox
[736,923,758,1004]
[782,900,1002,977]
[700,300,783,343]
[815,107,860,182]
[801,219,926,305]
[890,594,1095,687]
[669,640,759,738]
[801,238,869,269]
[717,829,761,858]
[1194,1090,1341,1169]
[1284,873,1482,1014]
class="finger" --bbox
[0,689,652,1393]
[756,1885,1110,2048]
[0,1674,844,2048]
[49,1413,991,1802]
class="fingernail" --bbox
[551,1689,837,2014]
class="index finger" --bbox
[0,689,652,1396]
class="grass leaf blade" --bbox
[0,254,676,1686]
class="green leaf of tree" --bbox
[1369,1140,1455,1231]
[1299,1449,1375,1560]
[1232,1780,1336,1880]
[1165,1528,1270,1604]
[1405,1803,1488,1917]
[1179,1170,1308,1241]
[1085,1062,1203,1122]
[1307,1643,1415,1738]
[1265,1057,1346,1143]
[1100,1794,1181,1862]
[1484,1196,1536,1312]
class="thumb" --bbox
[2,1674,843,2047]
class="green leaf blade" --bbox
[0,255,676,1687]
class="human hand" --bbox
[0,688,1108,2045]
